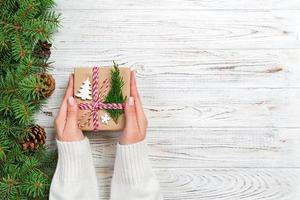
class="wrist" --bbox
[57,131,84,142]
[119,132,145,145]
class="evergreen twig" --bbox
[104,62,127,123]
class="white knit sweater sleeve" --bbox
[49,137,99,200]
[111,140,163,200]
[49,137,162,200]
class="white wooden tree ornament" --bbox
[75,78,92,100]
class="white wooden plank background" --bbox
[37,0,300,199]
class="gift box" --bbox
[74,65,130,131]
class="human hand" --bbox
[55,75,84,142]
[120,71,148,145]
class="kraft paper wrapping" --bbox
[74,67,131,131]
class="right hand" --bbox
[54,75,84,142]
[120,71,148,145]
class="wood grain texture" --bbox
[39,0,300,199]
[56,0,300,10]
[50,49,300,88]
[95,168,300,200]
[44,127,300,168]
[38,88,300,128]
[52,10,300,50]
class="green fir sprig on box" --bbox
[104,62,127,123]
[0,0,60,199]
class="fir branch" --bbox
[0,70,18,98]
[0,143,7,161]
[104,62,126,123]
[0,51,16,72]
[12,98,35,125]
[19,56,35,77]
[16,0,39,21]
[23,171,49,198]
[0,119,29,142]
[0,0,60,198]
[12,31,29,59]
[0,175,20,199]
[0,30,9,50]
[0,96,14,117]
[19,74,45,100]
[16,56,51,77]
[0,0,19,13]
[0,119,15,137]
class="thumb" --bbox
[124,97,139,133]
[120,97,139,138]
[121,96,143,145]
[64,96,79,131]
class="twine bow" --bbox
[78,67,124,131]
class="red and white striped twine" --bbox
[78,66,124,131]
[98,79,109,101]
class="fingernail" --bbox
[68,96,75,106]
[128,96,134,106]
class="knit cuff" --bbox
[55,137,93,181]
[113,140,152,185]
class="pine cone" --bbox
[38,72,55,98]
[34,40,52,59]
[22,125,46,151]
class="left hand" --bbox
[54,74,84,142]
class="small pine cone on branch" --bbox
[38,72,56,98]
[22,125,47,151]
[34,40,52,59]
